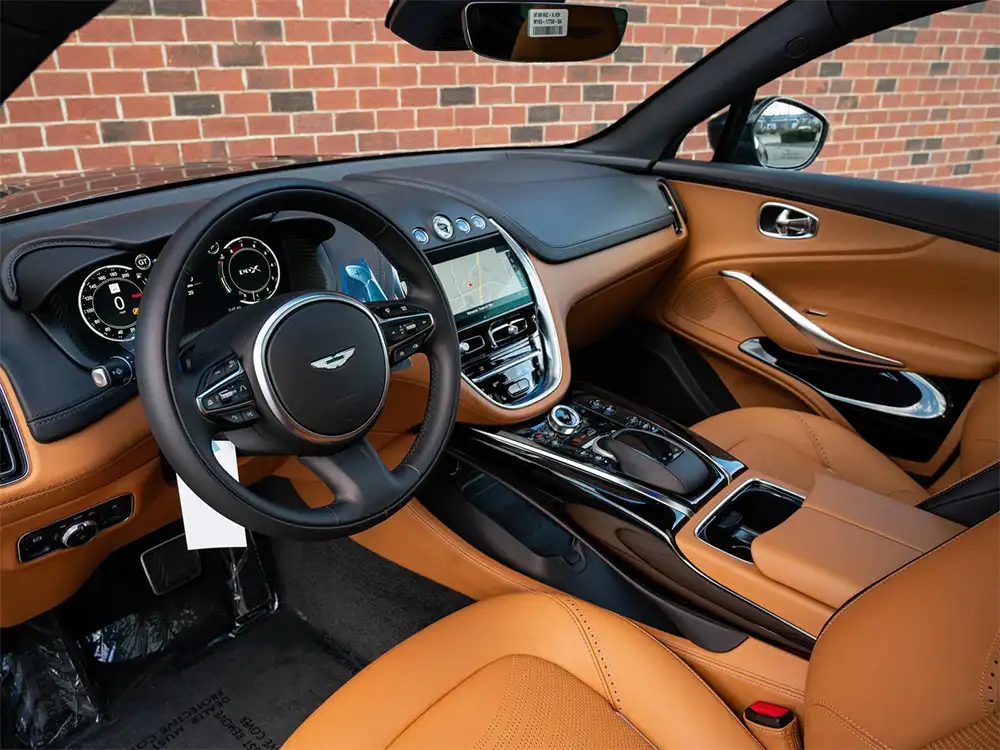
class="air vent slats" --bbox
[0,389,27,485]
[656,180,685,236]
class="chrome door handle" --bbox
[720,270,904,367]
[759,202,818,239]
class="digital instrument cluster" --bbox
[77,235,283,342]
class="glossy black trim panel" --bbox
[655,159,999,253]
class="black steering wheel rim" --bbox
[137,177,461,539]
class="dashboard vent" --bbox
[657,180,685,236]
[0,387,27,485]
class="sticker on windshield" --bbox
[528,9,568,38]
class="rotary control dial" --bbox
[217,236,280,305]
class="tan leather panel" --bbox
[705,352,814,413]
[284,593,760,750]
[954,373,1000,483]
[691,407,927,503]
[660,181,1000,382]
[805,515,1000,749]
[676,471,834,637]
[921,713,1000,750]
[746,715,803,750]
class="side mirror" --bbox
[707,97,829,170]
[462,2,628,62]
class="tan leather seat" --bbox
[691,373,1000,503]
[285,515,997,749]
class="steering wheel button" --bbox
[223,411,245,425]
[206,364,227,387]
[224,358,240,374]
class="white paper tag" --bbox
[529,8,568,38]
[178,440,247,550]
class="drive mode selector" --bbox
[548,405,582,435]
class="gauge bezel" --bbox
[217,236,281,305]
[77,264,147,342]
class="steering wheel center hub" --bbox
[254,294,389,442]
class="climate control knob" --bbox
[61,520,98,548]
[547,405,582,435]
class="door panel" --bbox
[650,180,1000,477]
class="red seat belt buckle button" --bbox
[745,701,794,729]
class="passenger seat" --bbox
[691,373,999,503]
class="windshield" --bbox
[0,0,737,215]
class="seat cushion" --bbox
[692,407,927,504]
[283,593,760,750]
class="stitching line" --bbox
[808,703,886,750]
[545,594,616,708]
[793,413,830,469]
[981,631,1000,716]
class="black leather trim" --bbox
[918,461,1000,527]
[2,236,133,306]
[654,160,1000,253]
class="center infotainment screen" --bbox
[434,246,533,328]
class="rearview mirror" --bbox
[462,2,628,62]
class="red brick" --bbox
[45,123,99,146]
[181,140,229,162]
[167,45,215,68]
[78,17,133,43]
[34,72,90,97]
[257,0,302,17]
[474,127,510,146]
[274,136,315,154]
[57,46,111,69]
[185,18,235,41]
[147,70,197,93]
[285,20,330,42]
[224,93,271,114]
[491,106,526,126]
[358,131,397,151]
[311,45,352,64]
[316,133,356,153]
[133,18,185,42]
[376,109,415,130]
[236,20,284,42]
[459,66,496,85]
[401,88,436,107]
[113,46,165,69]
[199,69,246,91]
[456,107,489,127]
[78,145,132,170]
[292,68,335,88]
[131,143,181,166]
[5,80,34,100]
[121,95,173,118]
[359,89,398,108]
[292,112,333,133]
[514,86,548,104]
[5,100,64,123]
[249,114,292,135]
[203,116,249,137]
[436,129,474,149]
[228,138,274,158]
[205,0,253,16]
[378,66,417,87]
[153,119,202,141]
[0,153,22,175]
[316,90,358,110]
[92,71,145,95]
[419,66,457,86]
[247,69,290,89]
[330,20,373,42]
[23,149,78,173]
[304,0,348,18]
[336,111,375,131]
[265,45,311,66]
[417,108,454,128]
[339,66,379,87]
[355,44,395,64]
[0,126,44,149]
[66,98,118,121]
[398,129,434,151]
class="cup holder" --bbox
[695,479,803,563]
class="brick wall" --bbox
[0,0,997,191]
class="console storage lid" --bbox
[750,474,962,609]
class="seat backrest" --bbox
[959,373,1000,478]
[803,514,998,749]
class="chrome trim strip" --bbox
[456,220,564,410]
[758,202,819,240]
[0,383,28,487]
[693,478,805,566]
[17,494,134,564]
[740,338,948,420]
[488,317,526,347]
[720,270,904,367]
[469,429,694,519]
[475,436,815,644]
[251,292,391,444]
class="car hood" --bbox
[0,156,327,219]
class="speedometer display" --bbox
[217,236,280,305]
[78,265,146,341]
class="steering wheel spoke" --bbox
[188,350,262,429]
[300,440,416,524]
[366,301,436,366]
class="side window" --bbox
[678,1,999,190]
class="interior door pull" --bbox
[759,202,818,239]
[720,270,904,368]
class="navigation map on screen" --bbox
[434,247,530,321]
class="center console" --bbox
[428,222,560,408]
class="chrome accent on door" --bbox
[740,338,948,420]
[720,270,904,367]
[759,202,818,239]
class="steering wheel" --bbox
[136,178,461,539]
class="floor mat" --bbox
[72,614,354,750]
